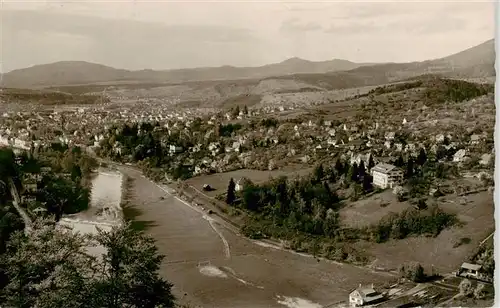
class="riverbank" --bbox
[116,165,395,308]
[102,160,398,275]
[58,168,125,256]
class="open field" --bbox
[119,166,394,308]
[339,190,410,228]
[353,190,494,274]
[184,166,312,198]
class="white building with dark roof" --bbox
[371,163,404,189]
[458,262,482,279]
[349,285,384,307]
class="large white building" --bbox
[371,163,404,189]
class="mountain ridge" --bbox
[1,39,494,88]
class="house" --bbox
[385,132,395,141]
[40,166,52,175]
[24,182,38,193]
[480,153,492,166]
[327,138,337,146]
[349,285,384,307]
[458,262,482,279]
[21,195,36,204]
[470,134,481,145]
[371,163,404,189]
[235,177,251,192]
[0,134,10,146]
[453,149,467,163]
[168,145,183,154]
[435,134,445,143]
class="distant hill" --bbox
[1,61,133,88]
[0,58,366,88]
[340,39,495,82]
[0,87,108,105]
[0,39,494,88]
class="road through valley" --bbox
[119,166,391,308]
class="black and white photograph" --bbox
[0,1,496,307]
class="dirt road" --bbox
[119,167,393,308]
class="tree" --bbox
[362,174,373,193]
[358,160,366,180]
[323,208,339,237]
[393,186,406,202]
[368,155,375,172]
[1,220,95,308]
[474,283,486,299]
[327,166,336,183]
[313,164,325,183]
[70,165,82,182]
[0,148,17,179]
[417,148,427,166]
[349,183,363,201]
[79,156,98,177]
[1,220,176,308]
[406,157,414,179]
[226,178,236,205]
[243,105,249,115]
[395,155,404,168]
[41,176,89,220]
[334,159,344,176]
[231,106,240,118]
[399,262,425,282]
[348,163,359,183]
[61,152,77,173]
[89,224,176,308]
[322,181,339,206]
[443,136,450,146]
[459,279,473,297]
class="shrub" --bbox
[399,262,426,282]
[459,279,473,297]
[474,283,486,300]
[453,237,471,248]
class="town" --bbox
[0,71,495,307]
[0,2,496,307]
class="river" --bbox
[58,168,124,256]
[116,165,392,308]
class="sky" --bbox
[0,0,496,72]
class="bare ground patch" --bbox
[185,166,312,198]
[353,190,494,273]
[339,190,410,228]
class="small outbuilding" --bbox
[235,177,252,192]
[349,285,384,307]
[458,262,482,279]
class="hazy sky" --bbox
[1,0,495,72]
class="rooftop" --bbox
[461,262,482,271]
[372,163,398,174]
[352,287,384,303]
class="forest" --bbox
[0,147,177,307]
[227,150,458,262]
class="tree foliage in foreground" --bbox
[0,220,175,308]
[398,262,426,283]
